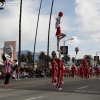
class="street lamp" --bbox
[63,38,74,46]
[62,38,74,62]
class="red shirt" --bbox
[51,61,56,70]
[56,58,62,70]
[56,26,61,35]
[82,59,87,67]
[80,66,84,72]
[71,65,76,72]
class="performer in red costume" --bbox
[61,60,65,84]
[51,58,57,85]
[55,52,63,90]
[82,57,87,68]
[80,64,84,78]
[55,12,66,52]
[71,65,76,78]
[82,57,87,78]
[85,63,90,79]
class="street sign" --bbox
[94,56,99,61]
[60,46,68,54]
[3,45,13,53]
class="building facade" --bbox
[0,48,3,65]
[0,41,17,65]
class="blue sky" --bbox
[0,0,100,59]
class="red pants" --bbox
[52,71,57,84]
[72,71,75,78]
[80,71,84,78]
[56,69,62,88]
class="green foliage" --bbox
[84,55,93,60]
[62,54,70,64]
[97,60,100,65]
[38,51,46,61]
[75,47,79,54]
[72,57,75,63]
[20,54,27,62]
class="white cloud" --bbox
[0,0,74,51]
[75,0,100,37]
[1,0,100,59]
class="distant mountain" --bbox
[17,50,40,61]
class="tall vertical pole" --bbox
[18,0,22,67]
[33,0,42,68]
[96,52,97,63]
[47,0,54,67]
[63,40,65,57]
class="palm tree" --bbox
[38,51,46,61]
[33,0,42,68]
[44,55,52,62]
[84,55,93,60]
[38,51,46,68]
[72,57,75,63]
[75,47,79,59]
[26,51,33,63]
[62,54,70,64]
[51,51,56,59]
[20,54,27,62]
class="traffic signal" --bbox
[94,56,99,61]
[60,46,68,54]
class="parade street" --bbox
[0,77,100,100]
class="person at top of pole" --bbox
[55,11,66,52]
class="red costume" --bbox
[55,12,63,36]
[56,26,61,36]
[82,58,87,68]
[82,58,87,78]
[80,65,84,78]
[51,61,57,84]
[56,58,63,89]
[71,65,76,78]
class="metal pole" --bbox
[33,0,42,68]
[96,52,97,62]
[18,0,22,67]
[47,0,54,67]
[63,40,65,46]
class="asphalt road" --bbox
[0,77,100,100]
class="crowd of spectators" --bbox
[0,63,100,80]
[0,66,52,79]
